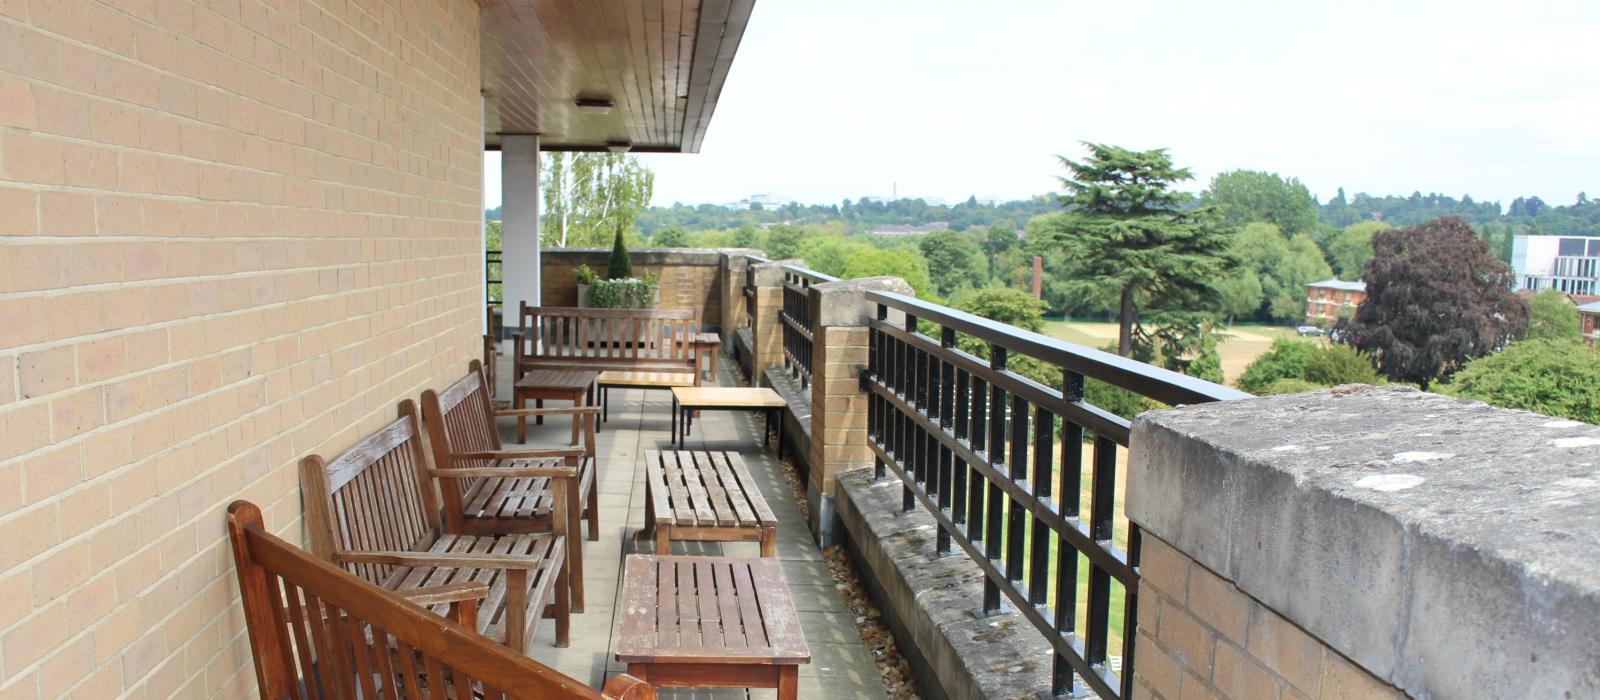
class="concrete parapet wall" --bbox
[1128,385,1600,700]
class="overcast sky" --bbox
[485,0,1599,210]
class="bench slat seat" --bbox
[424,361,600,613]
[299,402,572,652]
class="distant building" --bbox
[1513,234,1600,295]
[867,222,949,237]
[1581,301,1600,346]
[724,193,795,210]
[1305,278,1366,325]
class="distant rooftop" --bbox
[1578,300,1600,313]
[1308,278,1367,292]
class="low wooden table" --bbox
[617,555,810,699]
[670,387,787,460]
[595,371,697,430]
[512,369,599,442]
[643,450,779,556]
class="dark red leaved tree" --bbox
[1336,216,1527,388]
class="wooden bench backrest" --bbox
[517,304,699,363]
[299,401,439,585]
[419,360,502,510]
[226,501,650,700]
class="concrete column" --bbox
[748,259,800,380]
[806,276,913,546]
[501,135,539,328]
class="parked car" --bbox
[1296,325,1326,337]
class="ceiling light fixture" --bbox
[575,97,614,115]
[606,141,632,153]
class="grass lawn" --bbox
[1040,318,1300,386]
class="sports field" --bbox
[1039,319,1300,386]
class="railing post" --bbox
[748,259,798,382]
[806,275,914,547]
[718,249,764,356]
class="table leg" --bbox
[517,389,527,443]
[535,398,544,425]
[670,396,678,446]
[569,390,581,446]
[777,665,798,700]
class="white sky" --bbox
[484,0,1600,210]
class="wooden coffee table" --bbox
[643,450,779,556]
[617,555,810,699]
[595,371,697,430]
[512,369,599,442]
[669,387,787,459]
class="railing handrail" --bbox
[780,264,841,285]
[865,290,1249,407]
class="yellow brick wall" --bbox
[1133,534,1409,700]
[0,1,483,697]
[536,251,723,324]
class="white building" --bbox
[1512,235,1600,295]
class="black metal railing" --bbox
[485,248,503,308]
[862,291,1247,699]
[742,254,768,331]
[780,265,840,389]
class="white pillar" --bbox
[501,135,540,330]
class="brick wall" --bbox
[1133,534,1406,700]
[534,249,722,327]
[0,1,483,697]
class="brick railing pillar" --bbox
[1127,386,1600,700]
[717,249,763,353]
[748,259,799,380]
[806,276,914,546]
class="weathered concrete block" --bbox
[809,276,914,328]
[1128,385,1600,699]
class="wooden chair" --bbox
[227,501,654,700]
[298,401,570,650]
[421,360,599,612]
[513,304,702,385]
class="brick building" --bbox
[1581,301,1600,345]
[1304,278,1366,325]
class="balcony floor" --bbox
[493,350,885,699]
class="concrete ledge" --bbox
[542,247,726,266]
[837,470,1060,700]
[1128,385,1600,699]
[733,326,755,378]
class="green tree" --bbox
[1268,234,1334,320]
[1215,269,1263,324]
[952,287,1047,332]
[1303,343,1384,386]
[1339,217,1529,388]
[919,230,984,296]
[1326,221,1391,280]
[1527,289,1581,341]
[763,224,805,259]
[983,224,1018,280]
[1445,339,1600,423]
[1236,338,1316,394]
[652,227,689,247]
[841,246,931,296]
[730,225,757,248]
[1044,143,1233,356]
[541,153,655,247]
[606,225,632,279]
[1201,170,1319,235]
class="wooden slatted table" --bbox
[670,387,787,460]
[512,369,599,442]
[643,450,778,556]
[616,555,810,700]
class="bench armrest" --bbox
[398,582,490,606]
[337,550,549,571]
[429,465,578,479]
[601,675,657,700]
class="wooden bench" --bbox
[227,501,653,700]
[298,402,571,651]
[513,304,702,386]
[616,555,810,699]
[422,361,599,612]
[643,450,779,556]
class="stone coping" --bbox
[1127,385,1600,699]
[541,247,728,265]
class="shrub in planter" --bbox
[574,264,599,307]
[588,278,655,309]
[606,226,633,279]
